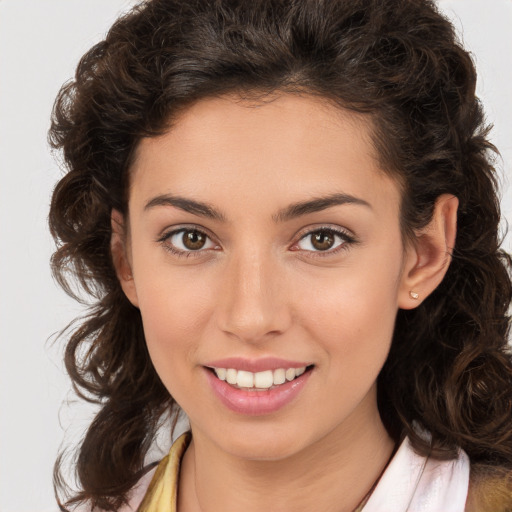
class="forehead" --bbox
[134,93,377,164]
[129,93,401,219]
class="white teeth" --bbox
[213,366,308,389]
[215,368,226,381]
[236,370,254,388]
[285,368,296,381]
[226,368,237,385]
[273,368,286,385]
[254,370,273,388]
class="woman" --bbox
[49,0,512,510]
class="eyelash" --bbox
[293,226,356,257]
[157,225,356,259]
[157,225,217,259]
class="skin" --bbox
[112,93,458,512]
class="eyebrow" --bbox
[273,193,372,223]
[144,192,371,223]
[145,194,227,221]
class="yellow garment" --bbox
[138,432,191,512]
[137,432,368,512]
[136,432,512,512]
[465,465,512,512]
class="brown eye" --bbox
[311,230,335,251]
[182,230,206,250]
[296,228,352,254]
[164,228,217,255]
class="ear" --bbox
[398,194,458,310]
[111,209,139,308]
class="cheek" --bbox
[136,283,212,405]
[138,279,213,338]
[294,246,403,370]
[130,250,216,392]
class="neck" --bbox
[178,392,395,512]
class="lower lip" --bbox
[204,368,312,415]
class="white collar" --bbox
[363,436,470,512]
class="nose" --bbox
[216,249,291,344]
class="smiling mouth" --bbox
[208,365,314,391]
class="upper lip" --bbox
[204,357,312,373]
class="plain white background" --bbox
[0,1,511,511]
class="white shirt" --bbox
[363,436,470,511]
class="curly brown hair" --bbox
[49,0,512,509]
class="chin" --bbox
[202,421,321,462]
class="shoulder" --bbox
[363,436,470,511]
[118,432,191,512]
[116,467,158,512]
[465,464,512,512]
[75,432,190,512]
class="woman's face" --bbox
[121,93,415,460]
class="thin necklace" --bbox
[192,442,399,512]
[352,441,399,512]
